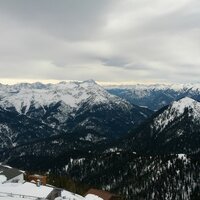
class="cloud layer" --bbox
[0,0,199,83]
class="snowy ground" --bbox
[0,182,103,200]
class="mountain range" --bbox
[0,81,200,200]
[0,80,152,152]
[106,83,200,110]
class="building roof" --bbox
[85,188,119,200]
[0,182,53,198]
[0,182,85,200]
[0,165,23,181]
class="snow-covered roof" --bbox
[61,190,85,200]
[85,194,104,200]
[0,182,53,199]
[0,165,23,182]
[85,188,119,200]
[0,182,89,200]
[0,176,7,184]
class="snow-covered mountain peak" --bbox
[0,80,151,141]
[176,96,196,103]
[82,79,96,84]
[9,82,47,90]
[0,80,126,115]
[171,97,200,113]
[170,97,200,117]
[154,97,200,131]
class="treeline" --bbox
[63,152,200,200]
[12,150,200,200]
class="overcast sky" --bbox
[0,0,200,84]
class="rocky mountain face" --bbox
[122,97,200,154]
[106,83,200,110]
[0,80,152,151]
[0,108,58,151]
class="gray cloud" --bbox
[0,0,199,83]
[100,57,130,67]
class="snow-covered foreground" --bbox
[0,182,101,200]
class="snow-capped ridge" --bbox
[0,80,130,115]
[176,96,198,104]
[106,83,200,110]
[171,97,200,116]
[82,79,96,84]
[154,97,200,131]
[105,82,200,92]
